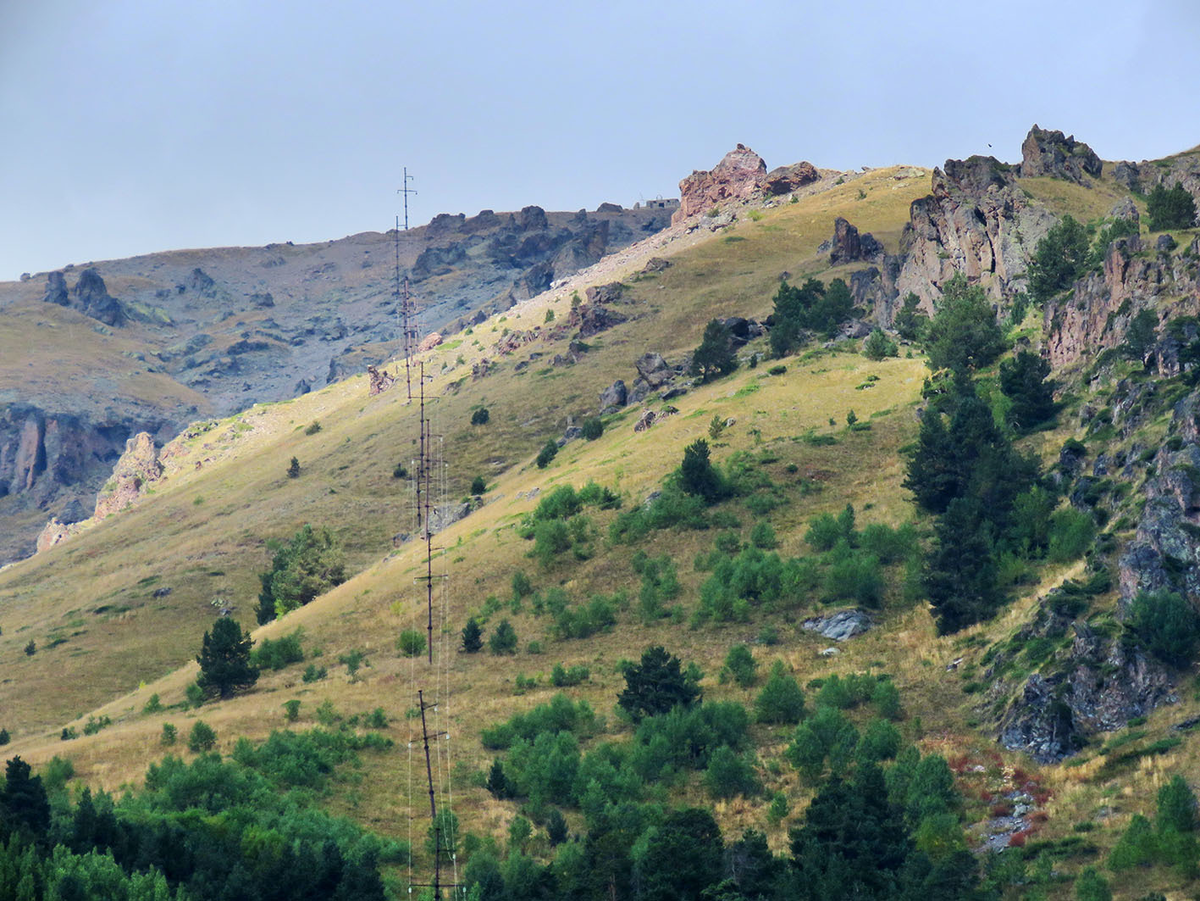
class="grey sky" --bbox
[1,0,1198,281]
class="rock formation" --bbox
[896,155,1056,306]
[1018,125,1102,183]
[42,268,125,326]
[672,145,817,225]
[92,432,164,521]
[367,365,396,396]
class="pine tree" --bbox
[287,456,301,478]
[617,646,701,722]
[196,617,259,699]
[0,755,51,839]
[999,350,1056,432]
[690,319,738,383]
[925,274,1006,374]
[1147,182,1197,231]
[461,618,484,653]
[923,498,1001,634]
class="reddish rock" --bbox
[93,433,163,521]
[764,162,819,195]
[367,365,396,396]
[673,144,768,224]
[418,332,443,352]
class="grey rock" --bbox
[1018,125,1102,183]
[1113,161,1141,193]
[586,282,626,305]
[73,269,125,327]
[642,257,672,273]
[428,501,471,534]
[802,609,872,641]
[43,271,69,306]
[598,379,627,412]
[1110,196,1140,224]
[563,426,583,441]
[828,217,883,265]
[635,352,674,388]
[152,586,172,598]
[661,386,689,401]
[57,498,89,524]
[1157,234,1178,254]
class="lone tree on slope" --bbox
[196,617,259,700]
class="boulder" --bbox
[570,303,627,338]
[763,161,819,195]
[1018,125,1102,183]
[802,609,872,641]
[596,202,623,213]
[635,352,673,388]
[517,205,548,230]
[1109,197,1140,224]
[599,379,627,413]
[419,332,444,352]
[642,257,672,273]
[367,365,396,396]
[585,282,626,305]
[57,498,89,524]
[828,217,884,265]
[428,501,470,534]
[72,268,125,326]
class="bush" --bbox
[721,645,758,688]
[691,319,738,382]
[142,694,163,714]
[256,524,347,623]
[925,274,1007,374]
[750,521,777,549]
[535,440,559,469]
[823,550,884,607]
[862,329,898,360]
[680,439,727,503]
[0,728,8,746]
[550,663,590,687]
[283,700,301,722]
[470,475,487,494]
[286,456,301,478]
[489,619,518,655]
[304,421,322,435]
[1028,214,1090,304]
[251,628,305,670]
[161,723,177,746]
[1074,866,1112,901]
[581,417,604,440]
[480,694,600,750]
[704,747,760,798]
[755,661,806,724]
[397,629,427,658]
[1127,590,1200,667]
[302,663,327,683]
[185,682,205,708]
[187,721,218,752]
[618,646,702,722]
[1047,508,1095,562]
[1147,182,1197,231]
[894,292,929,341]
[471,407,490,425]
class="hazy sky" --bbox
[1,0,1198,281]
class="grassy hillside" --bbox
[6,160,1200,899]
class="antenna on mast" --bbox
[397,168,420,400]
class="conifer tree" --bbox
[196,618,259,699]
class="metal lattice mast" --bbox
[397,168,418,400]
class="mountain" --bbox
[2,128,1200,900]
[0,203,671,565]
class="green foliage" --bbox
[185,681,205,708]
[618,646,702,722]
[461,617,484,653]
[721,644,758,687]
[480,694,600,752]
[1074,866,1112,901]
[633,552,681,622]
[302,663,327,682]
[304,420,322,435]
[1157,774,1198,834]
[256,523,347,623]
[551,662,590,686]
[470,474,487,494]
[894,292,929,342]
[488,619,518,655]
[863,328,898,360]
[823,546,884,607]
[750,520,777,549]
[187,720,217,752]
[925,274,1007,374]
[581,416,604,440]
[787,706,859,782]
[1109,813,1157,869]
[160,723,177,746]
[704,746,760,798]
[141,693,163,714]
[1028,214,1090,303]
[397,629,426,658]
[283,699,300,722]
[771,277,854,355]
[1047,508,1096,562]
[1127,589,1200,667]
[999,350,1057,432]
[1123,308,1159,362]
[680,439,728,503]
[755,661,806,724]
[196,617,259,700]
[23,640,35,656]
[471,406,490,425]
[924,498,1002,634]
[551,592,617,640]
[338,649,366,679]
[695,545,814,623]
[287,455,301,478]
[0,756,50,838]
[0,728,8,746]
[535,439,559,468]
[250,627,305,670]
[1147,182,1197,231]
[691,319,738,382]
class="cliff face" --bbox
[895,155,1056,308]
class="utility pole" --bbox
[397,168,419,399]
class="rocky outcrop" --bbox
[675,144,767,224]
[1018,125,1102,183]
[42,268,125,326]
[896,156,1056,307]
[367,365,396,396]
[93,432,164,521]
[599,380,627,414]
[824,217,884,266]
[1113,161,1141,193]
[996,591,1177,763]
[634,353,674,388]
[763,161,820,196]
[802,609,872,641]
[1045,234,1200,370]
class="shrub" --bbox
[185,682,205,708]
[1028,214,1090,304]
[287,456,301,478]
[489,619,518,655]
[862,329,898,360]
[618,646,702,722]
[24,640,35,656]
[550,663,590,686]
[535,440,559,469]
[1127,589,1200,667]
[142,694,163,714]
[755,661,806,724]
[894,292,929,341]
[397,629,427,658]
[161,723,177,746]
[787,706,858,782]
[750,521,777,549]
[302,663,327,683]
[480,694,600,750]
[304,421,322,435]
[0,728,8,746]
[925,274,1007,374]
[823,550,884,607]
[581,417,604,440]
[691,319,738,382]
[721,644,758,688]
[256,524,347,623]
[858,522,917,565]
[251,628,305,670]
[680,439,727,503]
[705,747,760,798]
[470,475,487,494]
[1047,508,1095,562]
[283,700,301,722]
[1074,866,1112,901]
[338,649,367,680]
[187,721,217,753]
[196,618,259,700]
[471,407,490,425]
